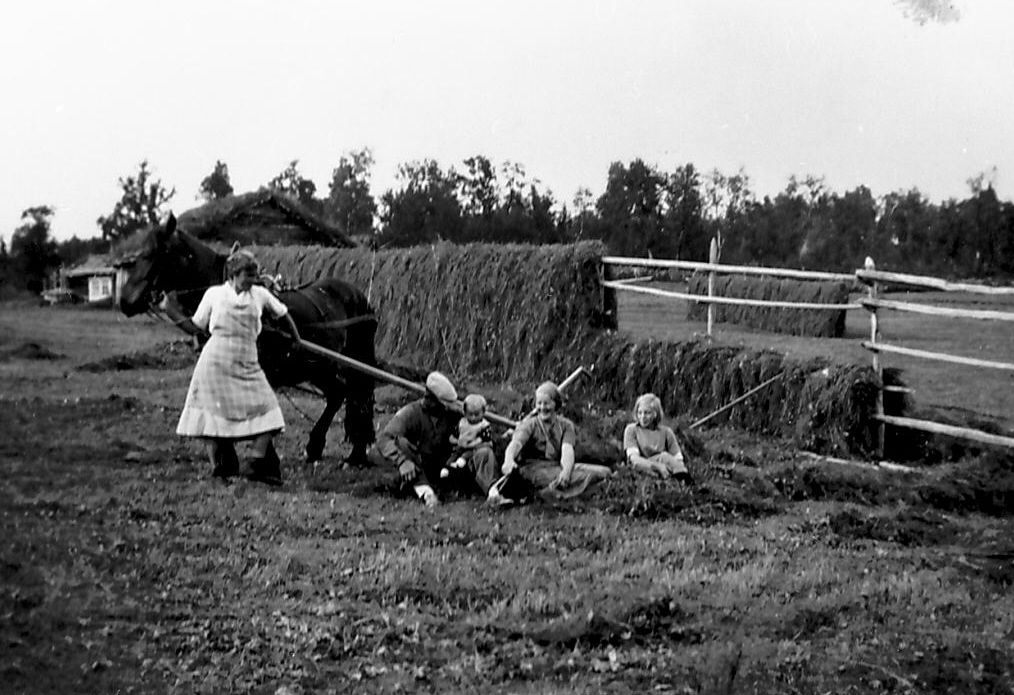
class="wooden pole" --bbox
[524,367,589,418]
[864,257,885,459]
[557,366,588,393]
[876,414,1014,450]
[707,237,718,337]
[861,340,1014,371]
[856,267,1014,295]
[296,338,519,429]
[600,280,861,310]
[601,255,856,282]
[861,297,1014,322]
[690,372,784,429]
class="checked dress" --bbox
[176,283,289,439]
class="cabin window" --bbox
[89,275,113,301]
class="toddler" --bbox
[622,393,693,484]
[441,393,492,478]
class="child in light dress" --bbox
[622,393,693,484]
[441,394,492,478]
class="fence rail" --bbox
[876,414,1014,450]
[603,255,856,282]
[860,259,1014,456]
[861,297,1014,322]
[601,247,1014,458]
[856,268,1014,295]
[600,279,860,310]
[861,340,1014,371]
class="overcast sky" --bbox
[2,0,1011,243]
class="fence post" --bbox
[707,238,718,337]
[866,257,885,458]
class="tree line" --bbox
[2,150,1013,297]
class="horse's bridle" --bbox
[133,232,209,312]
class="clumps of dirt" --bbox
[525,596,704,648]
[913,451,1014,516]
[883,644,1013,694]
[955,550,1014,587]
[77,340,196,372]
[773,603,857,641]
[0,342,64,361]
[771,465,899,507]
[587,468,782,523]
[829,508,962,546]
[309,460,399,499]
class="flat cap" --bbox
[425,371,458,409]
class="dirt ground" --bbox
[1,304,1012,694]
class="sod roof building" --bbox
[174,189,357,248]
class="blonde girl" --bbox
[622,393,692,483]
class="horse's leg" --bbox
[305,389,343,466]
[343,372,376,468]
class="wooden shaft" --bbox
[525,367,588,418]
[557,367,587,393]
[296,338,519,428]
[690,372,784,429]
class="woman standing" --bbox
[499,381,612,501]
[175,250,300,485]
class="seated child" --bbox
[440,393,492,478]
[622,393,693,484]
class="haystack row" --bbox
[251,242,896,458]
[686,272,851,337]
[252,241,616,381]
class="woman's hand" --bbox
[284,314,302,344]
[398,460,419,482]
[501,459,517,476]
[549,469,571,490]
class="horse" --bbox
[118,212,377,468]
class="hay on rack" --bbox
[537,333,902,459]
[250,240,615,382]
[686,273,850,337]
[249,240,895,459]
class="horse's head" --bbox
[117,214,175,316]
[118,213,222,317]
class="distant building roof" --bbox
[64,254,117,277]
[176,189,357,248]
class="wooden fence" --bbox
[601,242,1014,457]
[856,261,1014,455]
[602,239,860,336]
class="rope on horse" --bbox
[280,387,322,424]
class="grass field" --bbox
[1,304,1012,694]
